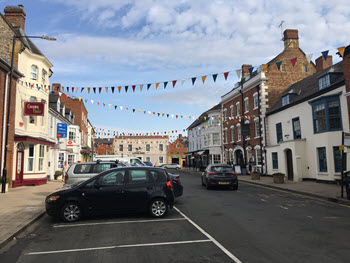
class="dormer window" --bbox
[319,74,330,90]
[282,95,290,106]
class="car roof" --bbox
[72,161,119,165]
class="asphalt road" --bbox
[1,170,350,263]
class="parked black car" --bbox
[46,167,175,222]
[168,173,183,197]
[201,165,238,190]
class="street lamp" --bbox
[1,34,56,193]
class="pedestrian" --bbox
[62,161,70,182]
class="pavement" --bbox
[1,170,350,262]
[0,180,63,248]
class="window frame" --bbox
[230,105,234,117]
[30,65,38,80]
[146,144,150,152]
[42,69,47,84]
[282,95,289,107]
[292,117,302,140]
[253,92,258,109]
[159,156,164,164]
[27,144,35,172]
[317,147,328,172]
[311,95,342,134]
[244,97,249,113]
[272,152,278,169]
[230,125,234,143]
[237,124,241,142]
[236,102,240,117]
[276,122,283,143]
[38,145,45,171]
[319,74,330,90]
[333,146,342,173]
[254,118,260,138]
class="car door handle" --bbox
[147,186,153,190]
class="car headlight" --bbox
[48,195,60,201]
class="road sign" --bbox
[67,141,73,147]
[57,123,67,138]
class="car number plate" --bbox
[219,182,229,185]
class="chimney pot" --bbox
[315,55,333,72]
[241,64,252,78]
[4,5,26,31]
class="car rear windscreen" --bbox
[73,164,92,174]
[210,166,233,172]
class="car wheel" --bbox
[232,183,238,191]
[149,198,168,218]
[60,202,82,223]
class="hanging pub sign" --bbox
[242,124,250,136]
[23,102,45,116]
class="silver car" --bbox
[162,163,181,170]
[65,160,126,185]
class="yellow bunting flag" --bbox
[138,110,141,113]
[108,104,111,108]
[261,64,268,73]
[156,83,160,89]
[202,76,207,84]
[338,46,345,58]
[162,113,165,117]
[45,89,48,93]
[118,86,121,93]
[79,97,82,101]
[204,117,207,120]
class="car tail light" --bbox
[230,172,237,175]
[173,178,180,184]
[166,181,173,191]
[208,172,217,175]
[65,173,69,181]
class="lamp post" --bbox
[1,34,56,193]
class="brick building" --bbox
[94,138,113,155]
[221,29,316,173]
[51,84,90,149]
[167,135,188,167]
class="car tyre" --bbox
[232,183,238,191]
[60,202,82,223]
[206,180,211,190]
[201,177,205,186]
[149,198,168,218]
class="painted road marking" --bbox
[25,240,212,256]
[307,216,313,218]
[53,217,186,228]
[240,181,350,209]
[324,217,338,219]
[174,207,242,263]
[260,199,267,202]
[279,206,289,210]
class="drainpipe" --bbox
[257,85,264,174]
[264,115,268,175]
[1,72,10,173]
[240,88,246,167]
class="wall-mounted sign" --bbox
[57,123,67,138]
[23,102,45,116]
[67,141,73,147]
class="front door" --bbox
[286,149,294,180]
[235,150,244,166]
[15,148,24,186]
[81,170,127,215]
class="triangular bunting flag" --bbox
[133,109,135,113]
[140,84,143,92]
[67,87,70,92]
[120,106,123,110]
[132,85,136,92]
[81,87,85,92]
[191,77,196,85]
[248,67,254,74]
[290,58,297,67]
[155,83,160,89]
[93,87,96,93]
[338,46,345,58]
[181,79,185,85]
[235,69,241,78]
[212,74,218,82]
[114,105,117,109]
[118,86,121,93]
[172,80,177,88]
[125,86,128,92]
[164,82,168,89]
[322,50,329,61]
[99,87,102,94]
[108,104,111,108]
[88,87,91,94]
[97,102,100,105]
[59,92,62,96]
[261,64,268,73]
[276,61,282,70]
[306,54,313,63]
[111,87,115,93]
[224,72,229,80]
[201,76,207,84]
[105,87,108,93]
[72,87,75,92]
[147,84,151,90]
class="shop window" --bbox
[38,145,45,171]
[317,147,327,172]
[68,154,75,166]
[27,144,35,172]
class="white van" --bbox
[93,155,147,166]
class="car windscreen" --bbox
[210,166,233,173]
[73,164,92,174]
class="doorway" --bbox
[172,157,179,164]
[15,143,25,187]
[235,150,244,166]
[286,149,294,180]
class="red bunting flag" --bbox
[99,87,102,93]
[290,58,297,67]
[97,102,100,105]
[72,87,74,92]
[224,72,229,80]
[172,80,177,88]
[132,85,136,92]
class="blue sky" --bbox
[1,0,349,139]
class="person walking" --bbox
[62,161,70,182]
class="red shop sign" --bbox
[23,102,45,116]
[67,141,73,147]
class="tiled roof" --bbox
[267,61,344,115]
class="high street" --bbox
[1,170,350,263]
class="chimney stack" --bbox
[4,5,26,31]
[315,55,333,72]
[283,29,299,49]
[52,83,61,93]
[241,64,252,78]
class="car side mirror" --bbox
[94,181,101,189]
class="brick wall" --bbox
[0,15,14,62]
[51,83,89,146]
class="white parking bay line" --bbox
[25,240,211,256]
[174,207,242,263]
[53,217,186,228]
